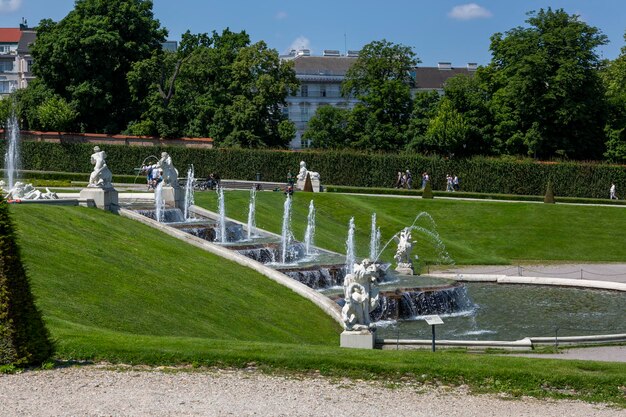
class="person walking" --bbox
[405,170,412,189]
[610,183,618,199]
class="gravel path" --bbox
[0,366,623,417]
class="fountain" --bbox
[304,200,316,256]
[4,112,20,190]
[183,165,195,221]
[345,217,356,275]
[154,181,165,223]
[217,186,227,243]
[369,213,380,260]
[280,195,294,264]
[247,187,257,240]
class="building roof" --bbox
[292,56,358,76]
[0,28,22,43]
[413,67,474,90]
[17,30,36,54]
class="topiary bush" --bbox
[544,181,555,204]
[0,196,53,367]
[422,181,434,199]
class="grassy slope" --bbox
[10,205,341,351]
[8,202,626,406]
[196,190,626,265]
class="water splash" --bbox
[183,164,195,221]
[247,187,257,240]
[4,112,20,190]
[345,217,356,274]
[374,211,453,266]
[154,181,165,223]
[280,194,293,264]
[217,186,227,243]
[304,200,316,256]
[369,213,381,260]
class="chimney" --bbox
[438,62,452,70]
[467,63,478,71]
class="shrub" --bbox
[422,181,433,199]
[544,181,555,204]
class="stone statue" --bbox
[394,227,415,274]
[88,146,113,188]
[5,181,58,200]
[341,259,382,331]
[152,152,179,188]
[297,161,320,182]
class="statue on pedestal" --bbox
[152,152,179,188]
[341,259,382,331]
[88,146,113,188]
[297,160,320,182]
[394,227,416,274]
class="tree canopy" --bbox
[31,0,166,133]
[485,8,608,159]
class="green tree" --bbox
[31,0,166,134]
[37,96,77,132]
[0,196,53,367]
[342,39,418,150]
[603,32,626,162]
[128,29,298,147]
[405,90,441,152]
[487,8,608,159]
[12,80,55,130]
[424,97,469,156]
[303,106,351,148]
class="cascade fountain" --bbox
[280,194,293,264]
[154,181,165,223]
[217,186,227,243]
[247,187,257,240]
[369,213,381,260]
[345,217,356,274]
[304,200,316,256]
[183,165,195,221]
[4,112,20,190]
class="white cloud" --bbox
[276,11,288,20]
[288,36,311,53]
[0,0,22,13]
[448,3,492,20]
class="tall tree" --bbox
[303,106,351,149]
[128,29,298,147]
[603,32,626,162]
[487,8,608,159]
[31,0,166,133]
[0,197,53,367]
[341,40,418,150]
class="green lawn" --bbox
[10,204,341,349]
[196,190,626,265]
[7,202,626,407]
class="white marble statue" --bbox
[297,161,320,182]
[152,152,179,188]
[341,259,382,331]
[5,181,58,200]
[88,146,113,188]
[394,227,416,273]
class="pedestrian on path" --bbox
[610,183,618,200]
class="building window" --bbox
[0,61,13,72]
[0,45,10,54]
[300,103,310,121]
[0,81,16,93]
[301,85,308,97]
[320,85,326,97]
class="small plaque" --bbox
[423,315,443,325]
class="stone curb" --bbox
[431,273,626,291]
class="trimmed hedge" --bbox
[0,195,53,366]
[2,141,626,199]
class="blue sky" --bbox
[0,0,624,66]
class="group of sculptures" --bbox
[2,180,58,200]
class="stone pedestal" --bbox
[80,187,118,212]
[296,178,321,192]
[395,263,414,275]
[162,186,185,210]
[340,330,375,349]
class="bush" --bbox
[0,196,53,367]
[2,142,626,199]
